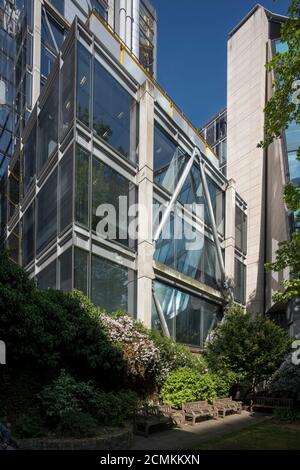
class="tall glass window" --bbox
[234,258,246,305]
[75,145,90,228]
[38,73,58,172]
[37,260,57,290]
[74,247,88,295]
[59,248,72,292]
[152,280,221,348]
[154,125,188,193]
[76,43,91,128]
[59,147,73,233]
[93,60,138,163]
[154,209,221,289]
[24,122,36,191]
[92,156,136,248]
[288,151,300,186]
[91,254,136,315]
[22,202,35,266]
[60,47,74,140]
[37,169,57,253]
[235,206,247,255]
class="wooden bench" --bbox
[182,400,218,425]
[133,405,182,437]
[213,397,243,418]
[250,397,293,413]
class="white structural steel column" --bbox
[119,0,126,43]
[198,158,226,280]
[137,80,155,328]
[224,178,236,282]
[153,147,198,242]
[32,0,42,106]
[132,0,140,59]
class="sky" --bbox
[151,0,291,128]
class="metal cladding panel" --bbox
[123,52,146,85]
[153,88,170,115]
[89,15,120,61]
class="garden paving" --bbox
[131,411,271,450]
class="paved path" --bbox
[132,411,270,450]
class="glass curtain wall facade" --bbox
[2,16,247,349]
[200,108,227,176]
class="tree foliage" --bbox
[259,0,300,303]
[206,305,292,393]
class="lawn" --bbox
[197,421,300,450]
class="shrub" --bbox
[100,313,160,380]
[268,358,300,398]
[13,414,46,438]
[160,368,217,409]
[148,330,207,385]
[211,371,237,398]
[207,304,292,396]
[273,407,299,422]
[39,370,96,421]
[56,411,98,438]
[92,390,138,426]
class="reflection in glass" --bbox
[59,248,72,292]
[38,73,58,171]
[74,248,88,295]
[91,254,136,316]
[60,47,74,140]
[22,202,35,266]
[59,147,73,233]
[37,260,56,290]
[24,122,36,190]
[93,60,138,163]
[37,169,57,253]
[152,280,221,348]
[77,43,91,128]
[75,145,90,228]
[234,258,246,305]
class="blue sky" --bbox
[151,0,291,128]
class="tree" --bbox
[206,305,292,397]
[259,0,300,303]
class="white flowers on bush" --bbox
[100,314,160,378]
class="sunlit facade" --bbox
[1,13,247,349]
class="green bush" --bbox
[160,368,217,409]
[211,371,237,398]
[13,414,46,438]
[92,390,138,426]
[56,410,99,438]
[39,370,96,421]
[148,329,207,385]
[273,407,299,422]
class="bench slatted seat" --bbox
[251,397,293,412]
[213,397,243,418]
[182,400,218,425]
[133,405,182,437]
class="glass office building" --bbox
[1,12,247,349]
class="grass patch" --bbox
[196,421,300,450]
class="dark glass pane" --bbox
[59,147,73,232]
[91,0,107,21]
[93,60,138,163]
[235,206,247,255]
[37,169,57,253]
[24,122,36,191]
[38,73,58,171]
[49,0,65,15]
[285,121,300,152]
[154,125,188,192]
[234,258,246,305]
[75,145,90,227]
[92,156,136,248]
[91,254,135,315]
[76,43,91,127]
[74,247,88,295]
[60,47,74,140]
[41,44,56,78]
[37,260,56,289]
[59,248,72,292]
[22,202,35,266]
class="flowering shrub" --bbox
[100,313,160,379]
[268,357,300,398]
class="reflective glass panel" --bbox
[76,43,91,128]
[37,169,57,253]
